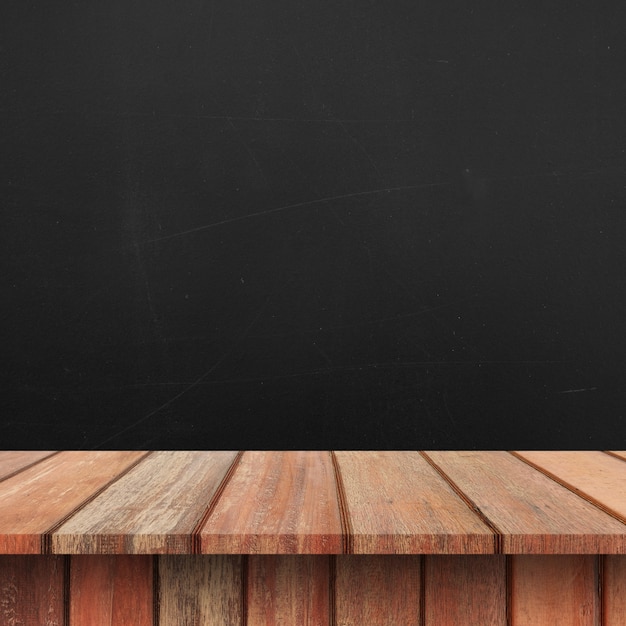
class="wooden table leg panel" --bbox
[158,555,243,626]
[0,555,65,626]
[510,555,599,626]
[69,555,153,626]
[424,555,506,626]
[603,556,626,626]
[246,555,330,626]
[335,555,421,625]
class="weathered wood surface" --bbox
[510,556,599,626]
[69,555,153,626]
[159,555,242,626]
[247,555,330,626]
[0,451,147,553]
[199,451,343,553]
[0,451,56,482]
[334,451,495,553]
[53,451,238,554]
[423,555,506,626]
[335,555,421,625]
[0,451,625,554]
[424,451,626,553]
[0,555,65,626]
[514,451,626,523]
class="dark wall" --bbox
[2,1,626,448]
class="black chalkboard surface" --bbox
[2,1,625,449]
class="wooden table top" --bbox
[1,451,625,555]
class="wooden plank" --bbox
[334,451,495,553]
[199,451,343,553]
[53,451,238,554]
[0,452,57,482]
[159,555,242,626]
[424,555,506,626]
[0,555,65,626]
[247,555,330,626]
[69,555,153,626]
[425,451,626,553]
[514,451,626,522]
[603,556,626,625]
[335,555,420,625]
[0,451,148,554]
[510,556,599,625]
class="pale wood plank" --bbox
[0,452,57,482]
[515,451,626,522]
[0,556,65,626]
[425,451,626,553]
[424,555,506,626]
[159,555,242,626]
[335,555,420,625]
[510,556,599,625]
[0,451,148,554]
[69,555,152,626]
[603,556,626,625]
[247,555,330,626]
[200,451,343,553]
[334,451,495,553]
[53,451,238,554]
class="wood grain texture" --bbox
[335,555,420,625]
[424,555,506,626]
[159,555,242,626]
[53,451,238,554]
[514,451,626,522]
[603,556,626,625]
[510,556,599,626]
[69,555,152,626]
[0,451,147,554]
[0,452,57,482]
[200,451,343,553]
[0,556,65,626]
[247,555,330,626]
[425,451,626,553]
[334,451,495,553]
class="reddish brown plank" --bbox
[0,452,56,482]
[603,556,626,625]
[200,451,343,553]
[247,555,330,626]
[53,451,238,554]
[425,451,626,553]
[514,451,626,522]
[510,556,599,625]
[69,555,153,626]
[0,451,148,554]
[424,555,506,626]
[159,555,242,626]
[0,556,65,626]
[334,451,495,553]
[335,556,420,625]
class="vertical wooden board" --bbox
[335,555,420,625]
[247,555,330,626]
[69,555,153,626]
[0,452,57,482]
[510,556,598,626]
[603,556,626,625]
[159,555,242,626]
[0,451,148,554]
[200,451,343,554]
[0,555,65,626]
[424,555,506,626]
